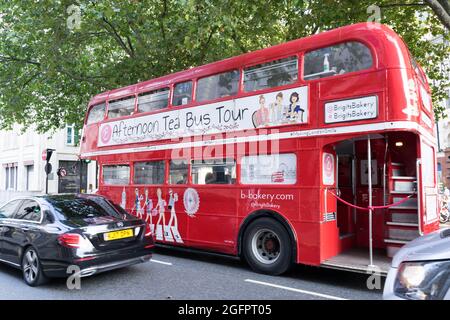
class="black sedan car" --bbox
[0,194,154,286]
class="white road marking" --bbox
[150,259,173,266]
[245,279,348,300]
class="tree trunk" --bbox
[425,0,450,30]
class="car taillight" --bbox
[58,233,81,248]
[144,224,152,237]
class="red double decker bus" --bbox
[80,23,439,275]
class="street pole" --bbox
[436,119,442,152]
[44,148,55,195]
[79,159,82,194]
[45,158,49,194]
[367,136,374,267]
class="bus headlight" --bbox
[394,261,450,300]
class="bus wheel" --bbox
[243,218,292,275]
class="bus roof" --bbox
[88,22,411,106]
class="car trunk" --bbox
[68,216,145,251]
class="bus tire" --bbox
[243,217,292,275]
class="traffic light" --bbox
[46,148,55,162]
[43,148,55,195]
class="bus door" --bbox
[417,139,439,233]
[336,154,355,237]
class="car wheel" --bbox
[21,247,48,287]
[243,218,293,275]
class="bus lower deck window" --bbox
[169,160,188,184]
[241,154,297,185]
[134,161,165,185]
[103,165,130,185]
[191,159,236,185]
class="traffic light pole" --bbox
[79,159,83,193]
[45,158,49,194]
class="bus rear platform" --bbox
[320,248,391,276]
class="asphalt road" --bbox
[0,247,383,300]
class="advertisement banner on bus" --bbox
[98,86,308,147]
[324,95,378,123]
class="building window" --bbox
[4,164,18,191]
[66,125,80,146]
[25,165,34,191]
[303,41,373,80]
[66,125,74,146]
[172,81,193,106]
[191,159,236,185]
[244,56,298,92]
[103,165,130,185]
[134,161,165,185]
[196,70,240,102]
[4,167,8,190]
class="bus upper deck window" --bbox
[138,88,169,113]
[303,42,373,80]
[86,103,106,125]
[196,70,240,102]
[108,96,136,119]
[244,56,298,92]
[411,58,427,84]
[173,81,193,106]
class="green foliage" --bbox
[0,0,449,132]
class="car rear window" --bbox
[46,197,123,220]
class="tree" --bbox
[0,0,449,132]
[424,0,450,30]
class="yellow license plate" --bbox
[104,229,133,241]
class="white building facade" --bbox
[434,33,450,189]
[0,125,97,204]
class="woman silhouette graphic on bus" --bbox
[155,188,170,241]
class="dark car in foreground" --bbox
[383,228,450,300]
[0,194,154,286]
